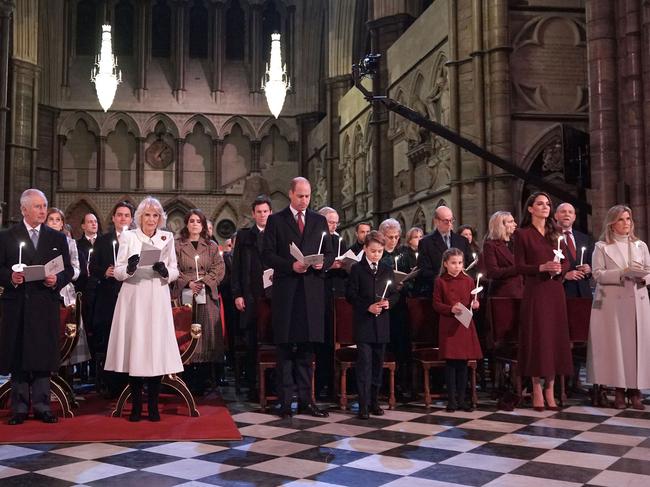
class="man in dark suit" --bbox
[416,205,472,296]
[349,222,371,255]
[262,177,335,418]
[555,203,593,298]
[0,189,74,424]
[232,195,272,397]
[89,201,133,396]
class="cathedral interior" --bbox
[0,0,647,241]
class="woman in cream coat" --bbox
[105,196,183,421]
[587,205,650,410]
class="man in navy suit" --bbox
[0,189,74,425]
[555,203,593,298]
[262,177,335,418]
[416,206,472,296]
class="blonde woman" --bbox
[481,211,522,298]
[588,205,650,410]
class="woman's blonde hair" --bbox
[134,196,167,230]
[486,211,512,241]
[600,204,637,244]
[405,226,423,243]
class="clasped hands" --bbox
[368,299,389,316]
[565,264,591,281]
[126,254,168,278]
[292,261,323,274]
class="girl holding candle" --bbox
[172,209,225,395]
[515,192,572,411]
[587,205,650,410]
[346,231,399,419]
[432,248,483,412]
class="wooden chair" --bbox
[0,293,82,418]
[562,297,593,404]
[407,297,478,407]
[256,297,316,411]
[486,297,522,400]
[333,297,396,410]
[111,303,202,418]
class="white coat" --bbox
[105,228,184,377]
[587,238,650,388]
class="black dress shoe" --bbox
[7,413,27,425]
[298,403,329,418]
[34,411,58,423]
[369,405,384,416]
[278,407,293,419]
[358,408,369,420]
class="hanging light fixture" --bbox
[90,24,122,112]
[262,32,290,118]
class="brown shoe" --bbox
[614,388,627,409]
[627,389,646,410]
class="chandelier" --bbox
[262,33,290,118]
[91,24,122,112]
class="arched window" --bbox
[226,0,245,60]
[189,0,209,58]
[114,0,134,56]
[152,0,172,58]
[76,0,97,56]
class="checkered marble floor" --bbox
[1,397,650,486]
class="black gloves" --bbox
[152,261,169,278]
[126,254,140,275]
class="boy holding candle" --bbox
[347,231,399,419]
[432,248,483,412]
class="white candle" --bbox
[415,252,419,261]
[476,273,482,289]
[394,255,399,271]
[317,231,326,254]
[337,237,342,257]
[381,280,392,300]
[18,242,25,266]
[122,225,129,233]
[194,254,200,281]
[472,252,477,261]
[557,235,562,251]
[580,246,586,266]
[87,248,93,275]
[112,240,117,264]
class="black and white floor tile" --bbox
[1,391,650,486]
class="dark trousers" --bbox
[239,294,259,388]
[356,342,385,409]
[445,359,469,407]
[276,342,314,409]
[10,370,51,415]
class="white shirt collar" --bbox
[85,233,97,241]
[366,256,378,268]
[256,225,265,232]
[23,220,41,233]
[289,206,303,218]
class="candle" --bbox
[557,235,563,251]
[123,225,129,233]
[476,273,482,289]
[112,240,117,264]
[580,246,586,266]
[87,248,93,275]
[317,231,326,254]
[337,237,342,258]
[415,252,419,261]
[394,255,399,271]
[18,242,25,266]
[473,273,483,303]
[472,252,477,261]
[381,280,392,300]
[194,254,200,281]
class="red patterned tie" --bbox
[564,231,576,260]
[297,211,304,234]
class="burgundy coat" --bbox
[481,239,523,298]
[514,226,573,377]
[432,272,483,360]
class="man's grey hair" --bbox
[134,196,167,230]
[378,218,401,235]
[318,206,338,217]
[20,188,48,209]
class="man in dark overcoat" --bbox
[0,189,74,424]
[555,203,593,298]
[416,205,472,296]
[262,177,335,418]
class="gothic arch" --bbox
[162,196,196,214]
[212,200,239,224]
[102,111,141,137]
[258,117,297,142]
[221,116,256,140]
[181,114,218,139]
[142,113,180,138]
[58,111,101,137]
[519,124,563,173]
[412,206,426,230]
[352,124,364,155]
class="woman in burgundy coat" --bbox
[515,192,572,411]
[433,248,483,412]
[481,211,523,298]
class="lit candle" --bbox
[18,242,25,266]
[415,252,419,261]
[473,273,483,303]
[381,280,392,300]
[394,255,399,271]
[317,231,326,254]
[472,252,477,261]
[557,235,563,252]
[112,240,117,264]
[194,254,200,281]
[580,246,586,266]
[337,237,342,258]
[87,248,93,275]
[476,273,482,289]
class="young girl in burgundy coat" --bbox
[433,248,483,412]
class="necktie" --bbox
[444,234,450,249]
[297,211,305,234]
[564,231,576,260]
[371,262,377,274]
[30,228,39,248]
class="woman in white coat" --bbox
[105,196,183,421]
[587,205,650,410]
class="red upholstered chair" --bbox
[407,298,478,407]
[486,297,522,400]
[334,297,396,410]
[111,304,202,418]
[562,297,593,404]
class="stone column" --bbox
[287,5,296,88]
[56,134,66,190]
[249,3,262,92]
[325,75,353,210]
[0,0,14,220]
[447,0,461,217]
[175,138,185,190]
[136,137,145,190]
[250,140,261,173]
[172,0,187,101]
[96,136,106,190]
[212,139,223,190]
[587,0,620,230]
[296,112,321,177]
[209,0,225,98]
[642,0,650,236]
[135,0,151,101]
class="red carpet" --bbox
[0,393,241,443]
